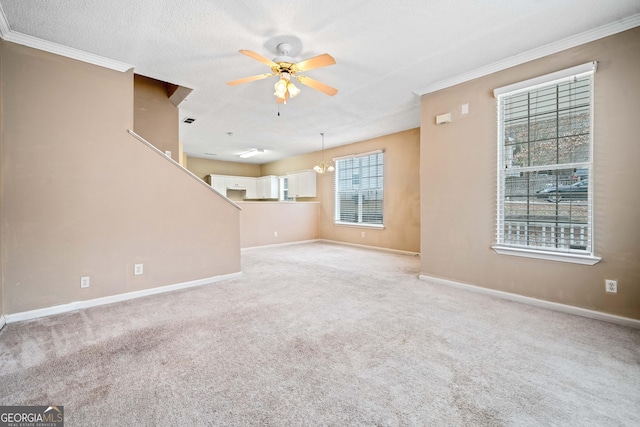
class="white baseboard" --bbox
[319,239,420,257]
[419,275,640,329]
[0,314,5,331]
[4,272,242,324]
[241,238,420,257]
[241,239,321,251]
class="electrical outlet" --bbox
[274,231,278,237]
[134,264,144,276]
[605,279,617,293]
[361,231,366,238]
[80,276,90,288]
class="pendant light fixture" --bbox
[313,133,334,174]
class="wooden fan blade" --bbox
[296,75,338,96]
[239,49,278,67]
[293,53,336,72]
[227,73,274,86]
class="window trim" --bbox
[492,244,600,265]
[493,62,597,97]
[493,62,600,265]
[334,222,385,230]
[332,149,383,162]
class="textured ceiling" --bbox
[1,0,639,164]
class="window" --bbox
[334,150,384,226]
[279,176,294,201]
[493,62,600,264]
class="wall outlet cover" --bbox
[134,264,144,276]
[80,276,90,288]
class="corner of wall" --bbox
[133,74,180,162]
[0,38,5,322]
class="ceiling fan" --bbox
[226,43,338,103]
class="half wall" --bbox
[1,41,241,315]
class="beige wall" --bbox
[1,41,241,314]
[261,129,421,253]
[133,75,179,162]
[238,202,319,248]
[186,156,262,181]
[186,131,419,253]
[420,28,640,319]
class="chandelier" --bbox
[313,133,334,174]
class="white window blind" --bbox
[493,62,599,263]
[334,151,384,226]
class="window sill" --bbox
[334,222,385,230]
[492,244,601,265]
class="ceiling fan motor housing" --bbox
[273,43,296,64]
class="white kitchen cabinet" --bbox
[243,178,258,199]
[226,176,252,190]
[209,174,228,195]
[209,174,256,198]
[255,176,279,199]
[287,170,316,198]
[241,178,257,198]
[209,173,298,199]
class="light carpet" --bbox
[1,242,639,426]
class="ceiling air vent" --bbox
[182,117,196,124]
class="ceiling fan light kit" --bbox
[227,41,338,103]
[273,72,301,101]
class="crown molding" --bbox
[414,13,640,96]
[0,4,133,73]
